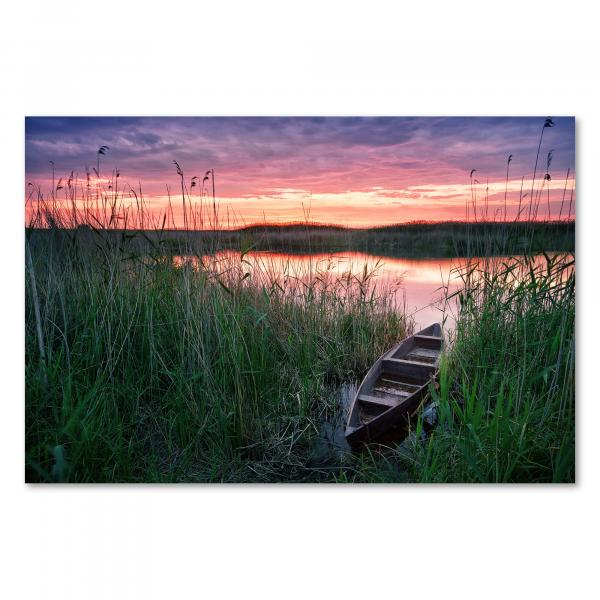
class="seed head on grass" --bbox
[504,155,513,223]
[528,118,554,223]
[96,145,110,179]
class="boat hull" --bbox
[345,323,443,447]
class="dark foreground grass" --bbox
[25,230,410,482]
[422,253,575,482]
[26,227,575,482]
[353,253,575,483]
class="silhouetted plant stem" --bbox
[97,146,109,179]
[528,118,554,224]
[515,176,525,223]
[558,168,570,221]
[504,154,512,222]
[212,168,216,229]
[26,239,47,386]
[567,179,575,221]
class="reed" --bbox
[25,210,408,482]
[408,253,575,482]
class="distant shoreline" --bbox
[28,220,575,258]
[62,218,575,232]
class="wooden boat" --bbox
[345,323,443,446]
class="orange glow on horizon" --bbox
[26,175,576,229]
[25,117,576,228]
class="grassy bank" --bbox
[354,252,575,483]
[25,229,409,482]
[424,253,575,482]
[26,225,575,482]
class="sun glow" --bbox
[26,117,576,228]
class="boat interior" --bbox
[348,325,443,430]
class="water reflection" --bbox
[174,250,572,331]
[173,249,573,453]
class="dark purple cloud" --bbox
[25,116,575,225]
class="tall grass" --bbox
[25,219,408,482]
[352,252,575,483]
[26,219,574,482]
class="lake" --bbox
[180,250,565,331]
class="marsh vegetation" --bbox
[25,126,575,482]
[25,219,575,482]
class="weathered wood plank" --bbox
[379,375,423,389]
[358,393,400,408]
[382,357,435,380]
[413,334,443,350]
[347,387,428,446]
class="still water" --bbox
[177,250,569,331]
[197,250,476,330]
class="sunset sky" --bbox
[25,117,576,228]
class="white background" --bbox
[1,1,597,599]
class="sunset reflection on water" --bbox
[173,250,572,332]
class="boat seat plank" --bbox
[358,393,400,408]
[382,357,434,381]
[413,334,443,350]
[379,376,421,390]
[386,357,433,367]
